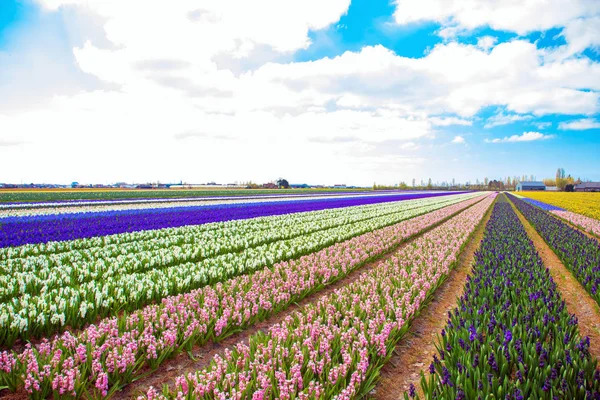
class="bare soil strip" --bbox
[369,198,495,400]
[115,199,487,399]
[509,200,600,364]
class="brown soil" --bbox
[509,200,600,363]
[369,199,495,400]
[114,201,485,399]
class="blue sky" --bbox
[0,0,599,185]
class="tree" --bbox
[427,178,433,189]
[556,168,567,190]
[488,179,505,191]
[277,178,289,189]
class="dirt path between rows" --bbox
[509,200,600,364]
[115,200,486,399]
[370,198,495,400]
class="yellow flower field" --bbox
[518,191,600,220]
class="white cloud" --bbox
[400,141,420,150]
[533,122,552,129]
[253,42,600,117]
[37,0,351,54]
[559,17,600,58]
[430,116,472,126]
[394,0,600,60]
[0,8,110,112]
[476,36,498,51]
[485,131,555,143]
[484,111,533,128]
[558,118,600,130]
[451,135,465,144]
[393,0,600,36]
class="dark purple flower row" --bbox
[0,192,465,248]
[508,194,600,305]
[416,196,600,399]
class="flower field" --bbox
[514,193,600,238]
[0,188,376,203]
[519,192,600,221]
[509,194,600,305]
[144,193,496,399]
[417,196,599,399]
[0,192,422,219]
[0,192,464,247]
[1,189,600,399]
[550,210,600,238]
[0,193,478,343]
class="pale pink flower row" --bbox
[148,194,496,399]
[0,194,488,398]
[550,210,600,237]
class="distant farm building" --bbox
[546,186,558,191]
[574,182,600,192]
[290,183,309,189]
[516,181,546,191]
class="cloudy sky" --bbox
[1,0,599,186]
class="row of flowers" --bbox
[138,194,495,399]
[0,188,381,204]
[0,192,462,248]
[508,194,600,305]
[1,194,469,302]
[550,210,600,238]
[3,195,467,260]
[520,197,564,211]
[0,191,385,209]
[0,194,480,344]
[516,194,600,238]
[0,194,491,398]
[0,192,405,219]
[518,192,600,221]
[415,196,599,399]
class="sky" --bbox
[0,0,599,186]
